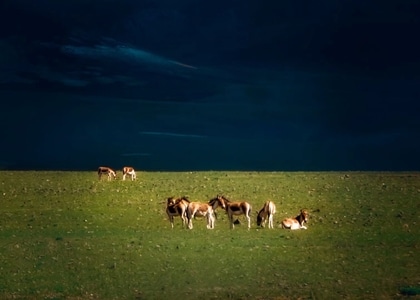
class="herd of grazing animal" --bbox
[165,194,309,231]
[97,166,309,230]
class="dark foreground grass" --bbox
[0,171,419,299]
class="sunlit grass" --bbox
[0,171,419,299]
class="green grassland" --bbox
[0,171,419,299]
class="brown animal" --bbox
[122,166,136,181]
[165,196,190,229]
[257,201,276,228]
[97,166,117,181]
[215,195,252,229]
[281,209,309,230]
[186,201,215,229]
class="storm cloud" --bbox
[1,0,419,171]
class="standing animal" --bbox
[122,166,136,181]
[186,201,216,229]
[281,209,309,230]
[257,201,276,229]
[215,195,252,229]
[165,196,190,229]
[97,166,117,181]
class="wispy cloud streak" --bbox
[61,42,197,70]
[121,153,151,156]
[140,131,206,138]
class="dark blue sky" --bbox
[1,0,419,171]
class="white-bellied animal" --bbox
[186,201,216,229]
[257,201,276,229]
[97,166,117,181]
[281,209,309,230]
[165,196,190,229]
[214,195,252,229]
[122,166,136,181]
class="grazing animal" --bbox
[122,166,137,181]
[257,201,276,228]
[97,166,117,181]
[165,196,190,229]
[215,195,252,229]
[281,209,309,230]
[186,202,216,229]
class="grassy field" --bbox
[0,171,419,299]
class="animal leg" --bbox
[187,209,196,229]
[268,215,273,229]
[207,213,214,229]
[181,215,187,228]
[211,212,215,229]
[246,215,251,229]
[169,216,174,229]
[229,214,235,229]
[188,218,193,229]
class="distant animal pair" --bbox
[97,166,137,181]
[256,201,309,230]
